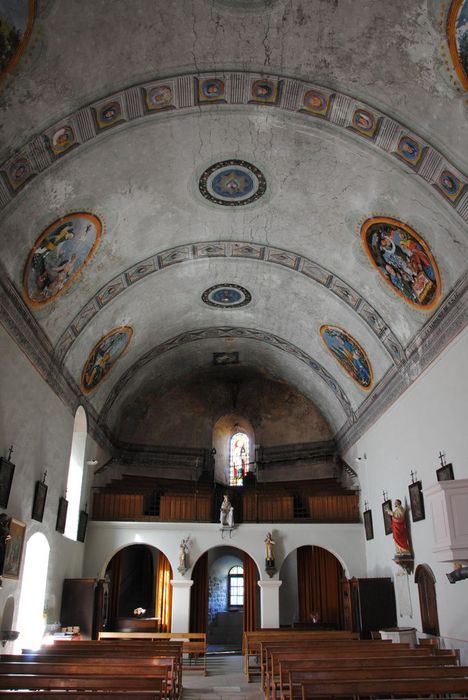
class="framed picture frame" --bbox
[0,457,15,509]
[408,480,425,522]
[382,499,393,535]
[3,518,26,579]
[56,496,68,534]
[363,509,374,541]
[77,510,88,543]
[436,463,454,481]
[31,480,48,522]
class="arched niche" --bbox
[279,545,345,629]
[212,414,255,485]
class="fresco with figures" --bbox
[320,325,373,390]
[81,327,133,393]
[0,0,35,80]
[23,213,102,306]
[361,218,440,309]
[448,0,468,89]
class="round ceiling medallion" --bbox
[202,284,252,307]
[81,326,133,393]
[320,325,373,390]
[199,160,266,206]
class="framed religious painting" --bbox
[363,509,374,541]
[32,480,48,522]
[77,510,88,543]
[436,463,454,481]
[408,480,425,522]
[56,496,68,534]
[3,518,26,580]
[382,499,393,535]
[0,457,15,509]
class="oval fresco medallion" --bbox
[361,217,441,310]
[448,0,468,89]
[199,160,266,206]
[320,325,373,390]
[81,326,133,393]
[23,212,102,307]
[202,283,252,307]
[0,0,35,82]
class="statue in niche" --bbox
[220,494,234,528]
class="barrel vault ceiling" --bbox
[0,0,467,453]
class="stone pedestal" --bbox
[258,579,282,628]
[170,579,193,632]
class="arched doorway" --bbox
[105,544,173,632]
[190,546,259,651]
[415,564,440,636]
[279,546,344,629]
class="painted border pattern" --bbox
[53,239,404,367]
[1,71,467,220]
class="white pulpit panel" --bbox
[425,479,468,562]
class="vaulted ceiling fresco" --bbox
[0,0,467,453]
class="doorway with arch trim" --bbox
[415,564,440,636]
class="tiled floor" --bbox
[182,654,262,700]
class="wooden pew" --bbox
[0,674,167,699]
[242,629,358,681]
[300,676,468,699]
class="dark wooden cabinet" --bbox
[342,577,397,639]
[60,578,108,640]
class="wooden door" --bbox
[415,564,439,636]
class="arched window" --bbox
[228,565,244,608]
[229,432,249,486]
[16,533,50,651]
[64,406,87,539]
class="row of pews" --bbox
[243,629,468,699]
[0,638,188,698]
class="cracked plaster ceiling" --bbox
[0,0,467,448]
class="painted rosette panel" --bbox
[23,213,102,307]
[199,160,266,206]
[448,0,468,89]
[81,326,133,393]
[361,217,441,310]
[202,283,251,308]
[0,0,35,81]
[320,325,373,390]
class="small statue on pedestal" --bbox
[264,532,276,577]
[220,495,234,528]
[385,499,414,573]
[178,536,190,575]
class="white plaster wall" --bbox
[0,326,108,635]
[279,549,299,627]
[345,328,468,650]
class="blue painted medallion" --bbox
[199,160,266,206]
[202,283,251,307]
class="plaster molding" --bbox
[1,71,467,221]
[257,580,282,588]
[54,239,403,367]
[170,580,194,589]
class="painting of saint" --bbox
[23,213,102,306]
[448,0,468,89]
[0,0,35,80]
[361,218,440,309]
[320,325,373,390]
[81,327,133,393]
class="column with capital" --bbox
[170,580,193,632]
[258,579,282,628]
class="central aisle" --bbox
[182,654,263,699]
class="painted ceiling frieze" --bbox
[53,239,403,367]
[23,212,102,307]
[0,0,35,83]
[320,325,373,390]
[0,70,467,218]
[98,326,354,425]
[448,0,468,89]
[361,217,441,310]
[81,326,133,394]
[202,283,252,307]
[199,160,266,206]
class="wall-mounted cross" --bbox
[410,469,417,483]
[382,490,388,501]
[438,451,446,467]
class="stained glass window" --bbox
[229,432,249,486]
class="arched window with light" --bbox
[228,565,244,608]
[229,431,249,486]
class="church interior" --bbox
[0,0,468,683]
